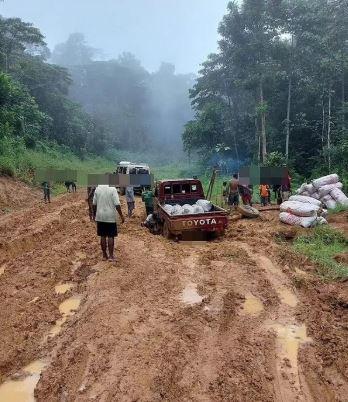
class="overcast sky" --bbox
[0,0,230,73]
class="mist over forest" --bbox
[51,33,195,155]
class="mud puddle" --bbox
[266,322,312,395]
[278,288,298,308]
[241,293,263,316]
[257,255,298,307]
[55,283,74,295]
[0,360,46,402]
[47,295,81,338]
[181,283,203,305]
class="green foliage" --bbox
[183,0,348,179]
[0,73,49,139]
[263,151,287,167]
[294,226,348,280]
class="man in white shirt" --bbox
[93,185,125,261]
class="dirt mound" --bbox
[0,177,40,214]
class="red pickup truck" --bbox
[153,179,228,240]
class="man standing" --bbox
[281,174,292,201]
[228,173,239,209]
[142,188,154,216]
[259,184,270,207]
[42,181,51,203]
[125,185,135,217]
[93,185,125,262]
[86,185,96,221]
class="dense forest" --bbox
[0,18,193,176]
[1,0,347,182]
[183,0,347,179]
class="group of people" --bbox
[223,174,292,209]
[41,180,77,204]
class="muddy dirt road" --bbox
[0,189,347,401]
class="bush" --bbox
[0,157,15,177]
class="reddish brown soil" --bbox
[0,182,347,401]
[0,177,40,214]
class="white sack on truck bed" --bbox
[192,205,205,214]
[163,204,174,214]
[181,204,194,215]
[288,195,322,207]
[280,201,320,217]
[330,188,348,206]
[312,174,339,189]
[318,182,343,198]
[171,204,183,215]
[196,199,212,212]
[279,212,318,228]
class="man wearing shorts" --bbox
[228,173,239,209]
[93,185,125,262]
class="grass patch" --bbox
[293,226,348,280]
[328,204,348,215]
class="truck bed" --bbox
[157,202,228,235]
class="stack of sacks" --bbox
[279,196,327,228]
[296,174,348,209]
[163,199,212,216]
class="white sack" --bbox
[330,188,348,206]
[288,195,322,207]
[312,174,339,189]
[171,204,183,215]
[311,192,320,200]
[280,201,320,217]
[296,183,308,194]
[181,204,194,215]
[196,199,212,212]
[304,183,315,194]
[302,191,310,196]
[279,212,317,228]
[321,195,337,209]
[192,205,205,214]
[321,209,328,218]
[317,216,328,225]
[318,182,343,198]
[163,204,174,214]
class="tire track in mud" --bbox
[0,192,99,389]
[241,244,314,402]
[0,198,86,263]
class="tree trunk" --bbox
[255,116,260,163]
[327,87,332,173]
[227,95,239,167]
[260,79,267,163]
[285,75,292,163]
[342,68,345,133]
[285,35,294,163]
[321,91,326,155]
